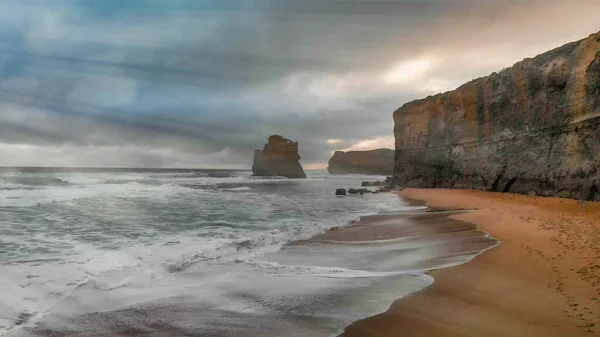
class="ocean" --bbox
[0,168,491,336]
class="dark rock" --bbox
[252,135,307,179]
[348,188,372,195]
[335,188,347,196]
[328,149,394,175]
[376,187,393,193]
[392,31,600,201]
[362,181,385,187]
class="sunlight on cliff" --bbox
[383,58,436,85]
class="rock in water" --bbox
[335,189,347,196]
[362,181,385,187]
[328,149,394,175]
[393,31,600,201]
[252,135,307,179]
[376,187,393,193]
[347,188,372,195]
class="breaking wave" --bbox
[225,186,251,191]
[0,169,400,336]
[2,177,71,187]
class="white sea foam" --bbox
[0,170,443,336]
[224,186,251,191]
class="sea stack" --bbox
[328,149,395,175]
[392,31,600,200]
[252,135,307,179]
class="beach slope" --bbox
[342,188,600,337]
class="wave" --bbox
[156,171,240,179]
[0,170,409,336]
[207,171,238,178]
[100,179,166,186]
[2,177,71,187]
[161,239,256,274]
[163,253,215,273]
[0,186,38,191]
[180,183,216,190]
[90,278,134,291]
[100,179,140,185]
[224,186,251,191]
[242,260,418,279]
[159,211,365,274]
[160,239,266,274]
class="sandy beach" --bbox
[341,188,600,337]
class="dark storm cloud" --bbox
[0,0,598,167]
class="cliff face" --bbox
[252,135,307,179]
[328,149,394,175]
[393,31,600,200]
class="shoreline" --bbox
[12,187,600,336]
[8,185,492,337]
[341,188,600,336]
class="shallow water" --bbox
[0,168,494,336]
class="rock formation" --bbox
[393,31,600,201]
[335,188,347,196]
[328,149,395,175]
[252,135,307,179]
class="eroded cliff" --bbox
[328,149,394,175]
[393,31,600,200]
[252,135,307,179]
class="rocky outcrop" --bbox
[252,135,307,179]
[335,188,347,196]
[328,149,395,175]
[393,31,600,201]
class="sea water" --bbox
[0,169,485,336]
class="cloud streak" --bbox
[0,0,598,167]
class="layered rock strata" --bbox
[393,32,600,200]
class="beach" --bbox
[342,188,600,336]
[4,170,600,336]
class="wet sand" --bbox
[341,189,600,337]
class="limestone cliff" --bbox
[328,149,394,175]
[393,31,600,200]
[252,135,307,179]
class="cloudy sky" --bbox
[0,0,598,168]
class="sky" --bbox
[0,0,598,168]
